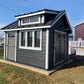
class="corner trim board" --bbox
[45,29,49,69]
[4,33,6,59]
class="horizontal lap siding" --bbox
[16,29,46,69]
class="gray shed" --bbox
[1,9,72,70]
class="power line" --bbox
[0,2,18,14]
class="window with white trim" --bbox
[23,18,29,23]
[21,16,40,25]
[19,30,42,50]
[30,16,39,22]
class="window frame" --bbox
[21,16,40,25]
[19,29,42,50]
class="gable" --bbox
[51,13,72,33]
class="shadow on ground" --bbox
[59,55,84,70]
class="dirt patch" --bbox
[6,73,14,81]
[35,74,41,79]
[25,79,31,84]
[69,66,84,72]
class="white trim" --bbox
[73,22,84,28]
[19,30,42,51]
[32,31,34,47]
[42,15,45,23]
[45,29,49,69]
[6,33,8,59]
[18,20,20,26]
[2,26,51,32]
[21,15,40,26]
[64,12,72,32]
[4,33,6,59]
[51,12,65,27]
[2,11,72,32]
[15,10,58,19]
[15,32,17,62]
[25,32,27,47]
[54,30,66,34]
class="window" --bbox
[30,16,39,22]
[23,18,29,23]
[21,32,25,46]
[35,31,40,47]
[27,31,32,47]
[19,30,42,50]
[22,16,40,25]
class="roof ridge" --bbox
[15,9,60,17]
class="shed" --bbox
[1,9,72,70]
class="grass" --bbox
[0,48,84,84]
[0,48,4,59]
[0,61,84,84]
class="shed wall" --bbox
[49,17,69,68]
[16,29,46,69]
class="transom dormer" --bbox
[15,9,58,26]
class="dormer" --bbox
[15,9,58,26]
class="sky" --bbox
[0,0,84,36]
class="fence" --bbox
[69,41,84,56]
[0,47,4,59]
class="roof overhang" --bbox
[2,25,51,31]
[15,10,58,19]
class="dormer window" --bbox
[30,16,39,22]
[23,18,29,23]
[21,16,40,25]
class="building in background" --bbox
[73,22,84,41]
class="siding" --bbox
[16,29,46,69]
[74,23,84,41]
[49,17,69,68]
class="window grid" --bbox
[22,16,39,24]
[20,30,42,50]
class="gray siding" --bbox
[16,29,46,69]
[49,17,69,68]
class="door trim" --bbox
[15,32,17,62]
[53,31,66,66]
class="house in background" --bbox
[1,9,72,70]
[73,22,84,41]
